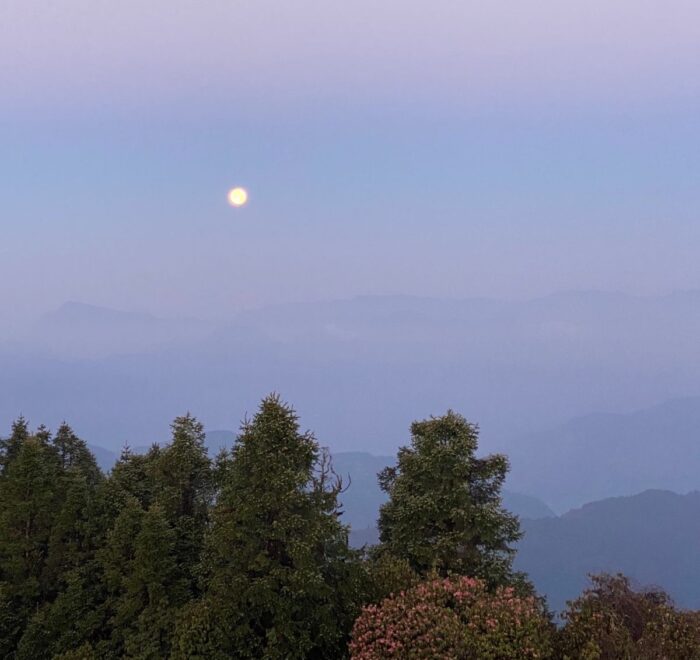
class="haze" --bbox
[3,1,700,323]
[3,1,700,497]
[6,1,700,623]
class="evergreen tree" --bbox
[377,410,522,585]
[52,423,101,483]
[0,433,61,654]
[197,394,363,659]
[153,414,213,596]
[19,560,107,660]
[44,425,103,593]
[171,600,228,660]
[0,416,30,474]
[101,445,160,520]
[98,496,146,657]
[122,504,188,659]
[99,496,190,657]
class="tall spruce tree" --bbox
[0,416,30,475]
[122,504,188,659]
[0,430,61,654]
[153,414,213,597]
[192,395,362,659]
[97,495,146,657]
[377,410,522,586]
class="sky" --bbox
[2,0,700,321]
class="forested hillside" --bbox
[516,490,700,611]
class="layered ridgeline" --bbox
[516,490,700,611]
[507,397,700,512]
[5,291,700,457]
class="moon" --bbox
[227,187,248,207]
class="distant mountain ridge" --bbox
[44,301,158,325]
[16,301,215,359]
[516,489,700,612]
[3,290,700,490]
[508,397,700,511]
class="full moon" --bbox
[227,187,248,207]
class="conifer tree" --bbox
[98,496,146,657]
[0,416,30,474]
[19,559,107,660]
[101,446,160,521]
[197,394,362,659]
[0,433,61,653]
[122,504,188,659]
[52,423,101,483]
[44,425,103,593]
[153,414,213,596]
[377,410,522,586]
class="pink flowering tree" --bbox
[350,575,553,659]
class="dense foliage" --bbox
[350,575,553,659]
[1,400,699,658]
[377,411,522,586]
[557,573,700,659]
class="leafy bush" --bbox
[558,573,700,659]
[350,575,553,659]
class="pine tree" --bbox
[153,414,213,596]
[122,504,188,659]
[52,423,101,483]
[19,560,107,660]
[377,410,522,586]
[197,394,362,659]
[0,433,61,653]
[100,445,160,522]
[44,425,103,592]
[0,416,30,474]
[98,496,145,657]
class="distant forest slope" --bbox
[515,490,700,612]
[508,397,700,512]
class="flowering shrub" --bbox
[349,575,553,659]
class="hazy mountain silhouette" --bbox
[508,397,700,512]
[17,301,215,358]
[515,490,700,612]
[3,291,700,463]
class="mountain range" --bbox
[516,489,700,612]
[2,292,700,514]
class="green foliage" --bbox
[1,405,699,658]
[0,416,30,474]
[363,553,420,603]
[22,561,107,659]
[350,575,554,659]
[171,599,229,660]
[53,642,97,660]
[153,414,213,597]
[377,410,522,585]
[558,573,700,659]
[201,394,364,658]
[0,431,61,653]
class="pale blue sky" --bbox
[2,0,700,321]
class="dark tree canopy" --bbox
[190,394,364,659]
[377,410,522,585]
[0,404,698,659]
